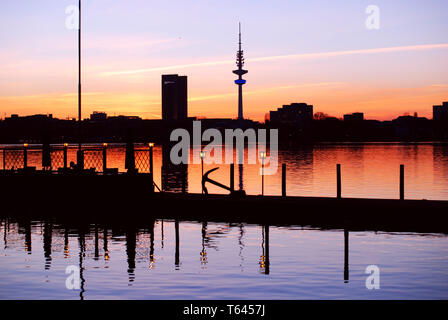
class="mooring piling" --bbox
[282,164,286,197]
[182,170,186,194]
[23,144,28,169]
[63,144,68,169]
[400,164,405,200]
[337,164,341,199]
[230,163,235,192]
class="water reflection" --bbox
[344,229,349,283]
[259,225,270,275]
[126,227,136,284]
[43,222,52,270]
[175,219,180,269]
[1,217,448,299]
[162,144,188,192]
[200,222,208,267]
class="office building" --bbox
[433,102,448,121]
[162,74,188,121]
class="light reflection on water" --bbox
[1,218,448,300]
[2,143,448,200]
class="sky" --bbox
[0,0,447,121]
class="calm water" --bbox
[1,143,448,299]
[2,143,448,200]
[1,219,448,300]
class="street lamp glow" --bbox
[260,151,266,159]
[200,151,206,159]
[149,143,155,148]
[103,143,108,147]
[64,143,69,147]
[23,143,29,148]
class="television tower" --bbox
[233,23,248,121]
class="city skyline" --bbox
[1,0,447,121]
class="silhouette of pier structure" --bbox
[1,143,448,234]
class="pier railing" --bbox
[0,143,152,175]
[0,144,409,200]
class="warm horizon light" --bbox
[0,0,447,121]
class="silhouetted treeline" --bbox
[0,113,447,144]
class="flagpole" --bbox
[76,0,83,169]
[78,0,82,151]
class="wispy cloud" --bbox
[100,43,448,76]
[189,82,346,102]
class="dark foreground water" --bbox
[1,218,447,300]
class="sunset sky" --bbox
[1,0,447,121]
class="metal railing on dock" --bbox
[1,144,408,200]
[0,143,153,175]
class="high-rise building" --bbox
[433,102,448,121]
[162,74,188,121]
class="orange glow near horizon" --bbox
[1,82,446,122]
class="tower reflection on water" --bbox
[5,217,354,300]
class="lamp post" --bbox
[260,151,266,196]
[23,143,29,169]
[76,0,84,171]
[200,151,206,194]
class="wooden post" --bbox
[400,164,404,200]
[23,145,28,169]
[63,145,68,169]
[182,168,186,194]
[337,164,341,199]
[230,163,235,192]
[102,144,107,173]
[201,156,204,194]
[77,149,84,171]
[282,164,286,197]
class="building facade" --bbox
[269,103,313,127]
[162,74,188,121]
[433,102,448,121]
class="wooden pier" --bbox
[1,171,447,234]
[1,144,448,234]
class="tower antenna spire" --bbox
[239,22,242,49]
[233,23,248,121]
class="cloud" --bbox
[100,43,448,76]
[188,82,346,102]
